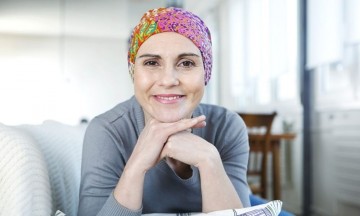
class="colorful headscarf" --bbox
[128,7,212,85]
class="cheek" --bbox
[133,77,148,99]
[195,86,205,98]
[185,79,205,99]
[134,71,152,89]
[187,73,205,92]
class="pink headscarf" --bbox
[128,7,212,85]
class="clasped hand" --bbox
[130,115,214,173]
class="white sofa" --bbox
[0,121,87,216]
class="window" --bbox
[311,0,360,109]
[230,0,299,108]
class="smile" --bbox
[154,95,184,104]
[156,95,183,100]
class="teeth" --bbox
[158,96,181,100]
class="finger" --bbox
[193,115,206,122]
[189,115,206,129]
[164,115,205,135]
[192,120,206,128]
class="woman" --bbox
[78,7,250,216]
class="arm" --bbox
[160,112,250,212]
[220,113,251,207]
[199,112,251,210]
[78,118,138,216]
[160,135,243,212]
[197,145,244,212]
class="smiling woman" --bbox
[78,7,251,216]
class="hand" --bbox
[160,122,219,168]
[126,115,207,173]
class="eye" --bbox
[144,60,159,66]
[178,60,195,68]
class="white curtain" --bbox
[307,0,343,69]
[233,0,298,105]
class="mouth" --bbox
[154,94,185,104]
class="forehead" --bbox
[137,32,201,56]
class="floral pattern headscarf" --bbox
[128,7,212,85]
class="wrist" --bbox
[125,156,149,177]
[197,145,222,172]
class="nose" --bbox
[158,65,179,86]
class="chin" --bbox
[154,112,188,123]
[157,116,183,123]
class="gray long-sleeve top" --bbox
[78,96,250,216]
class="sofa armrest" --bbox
[0,124,52,215]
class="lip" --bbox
[153,94,185,104]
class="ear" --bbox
[129,63,135,82]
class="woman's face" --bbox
[133,32,205,123]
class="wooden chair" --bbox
[238,112,277,199]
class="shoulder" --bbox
[96,96,139,123]
[86,96,143,135]
[195,103,249,154]
[82,96,142,154]
[195,103,245,128]
[194,103,248,142]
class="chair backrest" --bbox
[238,112,277,199]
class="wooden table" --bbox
[248,133,296,200]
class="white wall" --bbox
[0,33,132,125]
[0,0,133,125]
[63,36,132,122]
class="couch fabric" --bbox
[0,123,52,216]
[0,121,86,216]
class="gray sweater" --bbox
[78,96,250,216]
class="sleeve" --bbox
[77,117,141,216]
[219,112,251,207]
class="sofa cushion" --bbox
[0,123,52,215]
[18,120,86,216]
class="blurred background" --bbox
[1,0,359,215]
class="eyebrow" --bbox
[178,53,201,58]
[137,54,161,59]
[136,53,201,60]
